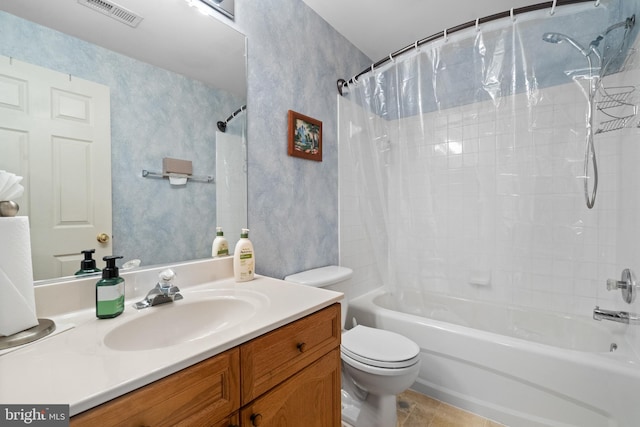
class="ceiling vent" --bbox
[78,0,143,28]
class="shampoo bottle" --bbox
[75,249,101,276]
[233,228,254,282]
[211,227,229,257]
[96,255,125,319]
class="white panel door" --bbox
[0,55,112,280]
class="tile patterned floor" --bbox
[396,390,507,427]
[341,389,507,427]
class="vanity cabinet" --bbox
[70,304,340,427]
[240,303,341,426]
[70,347,240,427]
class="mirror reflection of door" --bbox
[0,55,112,280]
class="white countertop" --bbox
[0,258,343,416]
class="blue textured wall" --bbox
[349,1,638,121]
[233,1,370,278]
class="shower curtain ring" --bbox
[389,53,395,63]
[475,18,480,32]
[443,28,448,42]
[594,0,600,6]
[510,8,516,21]
[415,40,420,52]
[550,0,557,15]
[371,64,375,73]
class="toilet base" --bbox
[341,388,398,427]
[341,389,359,426]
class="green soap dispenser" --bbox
[96,255,125,319]
[75,249,102,276]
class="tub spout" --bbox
[593,306,640,325]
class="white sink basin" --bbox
[104,290,267,351]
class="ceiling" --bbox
[302,0,559,60]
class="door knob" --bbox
[97,233,110,243]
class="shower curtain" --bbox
[339,0,640,322]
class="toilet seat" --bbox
[341,325,420,369]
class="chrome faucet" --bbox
[593,306,640,325]
[134,269,183,309]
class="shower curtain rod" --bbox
[217,104,246,132]
[337,0,597,96]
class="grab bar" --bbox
[593,306,640,325]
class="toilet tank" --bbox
[284,265,353,288]
[284,265,352,328]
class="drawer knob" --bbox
[296,342,307,352]
[250,413,263,426]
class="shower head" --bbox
[542,32,590,56]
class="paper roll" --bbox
[169,174,188,185]
[0,217,38,336]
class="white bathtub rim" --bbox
[350,287,640,368]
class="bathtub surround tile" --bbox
[339,62,640,318]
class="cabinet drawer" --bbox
[240,304,340,404]
[71,348,240,427]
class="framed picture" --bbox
[288,110,322,161]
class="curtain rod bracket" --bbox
[337,79,346,96]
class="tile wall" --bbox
[339,62,640,357]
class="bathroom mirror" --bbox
[0,0,247,282]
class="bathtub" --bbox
[347,288,640,427]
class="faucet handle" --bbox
[159,268,176,284]
[607,278,624,291]
[606,268,636,304]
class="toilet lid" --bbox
[341,325,420,369]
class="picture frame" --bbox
[288,110,322,161]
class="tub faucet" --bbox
[593,306,640,325]
[134,269,183,309]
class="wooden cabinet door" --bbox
[240,349,341,427]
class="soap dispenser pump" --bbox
[96,255,125,319]
[75,249,101,276]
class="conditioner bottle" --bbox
[233,228,254,282]
[211,227,229,257]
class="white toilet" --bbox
[285,266,421,427]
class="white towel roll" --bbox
[0,217,38,336]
